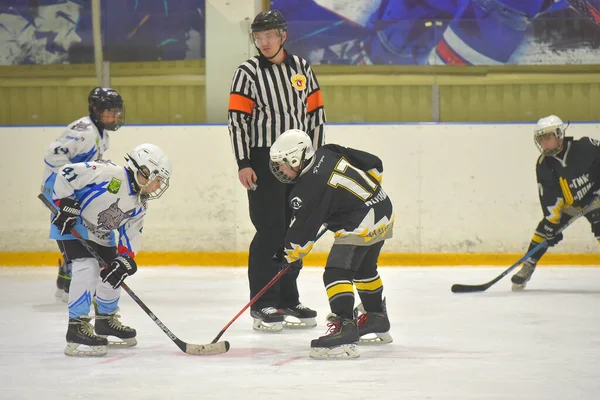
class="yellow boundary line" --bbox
[1,252,599,267]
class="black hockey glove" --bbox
[273,247,303,272]
[51,198,81,235]
[100,255,138,289]
[535,219,563,247]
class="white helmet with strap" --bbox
[269,129,314,184]
[534,115,567,156]
[125,143,172,200]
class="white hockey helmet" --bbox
[125,143,172,200]
[534,115,566,156]
[269,129,314,184]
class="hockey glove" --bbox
[535,219,563,247]
[273,247,303,272]
[100,255,138,289]
[51,198,81,235]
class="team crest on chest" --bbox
[97,199,134,230]
[290,74,307,91]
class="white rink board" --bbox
[2,123,600,253]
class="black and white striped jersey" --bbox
[228,52,326,170]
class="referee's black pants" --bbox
[247,148,301,310]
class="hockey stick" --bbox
[211,226,329,344]
[451,202,597,293]
[38,193,230,355]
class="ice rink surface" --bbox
[1,266,599,400]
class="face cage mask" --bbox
[534,128,564,157]
[93,106,125,131]
[130,161,170,200]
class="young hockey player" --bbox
[269,129,394,360]
[49,143,171,357]
[41,87,124,302]
[512,115,600,290]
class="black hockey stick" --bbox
[451,202,596,293]
[39,193,230,355]
[211,226,329,344]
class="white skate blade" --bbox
[98,335,137,347]
[310,344,360,360]
[283,316,317,329]
[252,319,283,332]
[511,282,528,292]
[359,332,393,345]
[64,342,107,357]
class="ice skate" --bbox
[65,316,108,357]
[511,259,537,291]
[95,310,137,347]
[279,303,317,329]
[250,307,284,332]
[355,298,393,345]
[309,313,360,360]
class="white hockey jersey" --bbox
[51,160,146,257]
[41,116,110,199]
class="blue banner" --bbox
[0,0,205,65]
[271,0,600,65]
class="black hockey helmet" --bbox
[251,10,287,33]
[88,87,124,131]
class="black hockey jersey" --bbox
[282,144,394,263]
[536,136,600,223]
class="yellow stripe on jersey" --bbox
[354,276,383,292]
[559,177,574,206]
[326,281,354,299]
[532,233,545,244]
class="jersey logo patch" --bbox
[291,197,303,210]
[590,138,600,147]
[107,177,122,194]
[71,121,92,132]
[97,199,134,231]
[290,74,307,91]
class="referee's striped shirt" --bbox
[228,52,326,170]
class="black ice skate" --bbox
[511,259,537,291]
[309,314,360,360]
[250,307,284,332]
[65,316,108,357]
[95,311,137,347]
[355,298,393,345]
[279,303,317,329]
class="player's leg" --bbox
[310,244,367,360]
[56,241,72,303]
[353,240,392,344]
[61,240,107,357]
[92,246,136,347]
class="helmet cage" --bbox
[269,148,307,184]
[534,125,564,156]
[126,150,171,200]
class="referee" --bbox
[228,9,326,332]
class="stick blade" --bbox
[185,340,230,355]
[451,283,489,293]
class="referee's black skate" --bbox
[355,298,393,345]
[250,307,284,332]
[310,314,360,360]
[95,311,137,347]
[65,316,108,357]
[279,303,317,329]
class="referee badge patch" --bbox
[291,74,307,91]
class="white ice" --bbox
[1,266,599,400]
